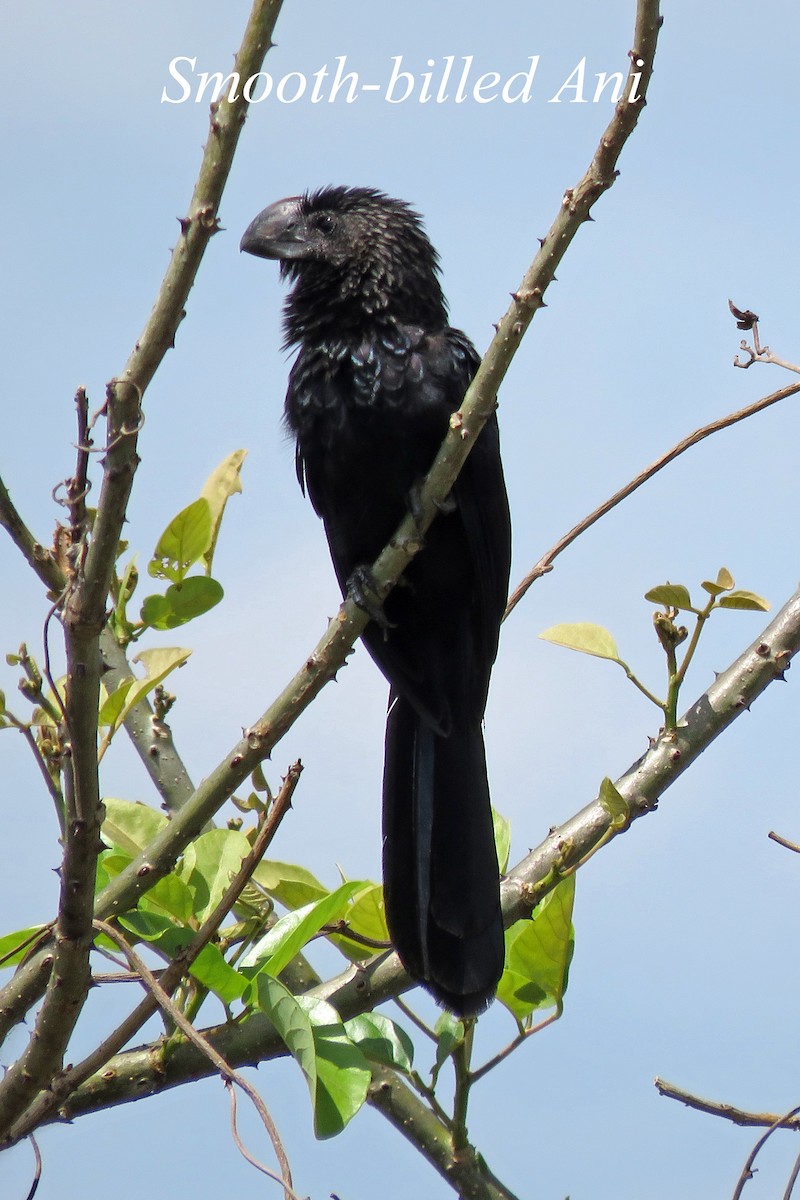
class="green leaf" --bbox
[492,808,512,874]
[139,872,195,924]
[345,1013,414,1072]
[114,555,140,627]
[497,874,575,1020]
[96,850,133,894]
[118,911,246,1003]
[102,647,191,737]
[148,498,212,584]
[0,926,46,969]
[102,798,168,856]
[250,860,329,910]
[539,622,621,662]
[200,449,247,574]
[598,777,630,831]
[296,997,371,1138]
[140,576,224,630]
[189,943,248,1004]
[180,829,251,922]
[241,880,370,980]
[644,583,694,611]
[432,1011,465,1084]
[718,590,771,612]
[98,678,134,728]
[701,567,735,596]
[118,910,191,954]
[254,975,319,1111]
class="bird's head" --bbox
[240,186,448,333]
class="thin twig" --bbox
[451,1022,473,1153]
[393,997,439,1042]
[0,476,63,594]
[9,723,65,837]
[92,919,296,1200]
[227,1080,307,1200]
[66,387,91,548]
[406,1071,454,1131]
[0,926,53,973]
[24,1133,42,1200]
[768,831,800,854]
[322,920,391,950]
[784,1150,800,1200]
[655,1078,800,1130]
[505,380,800,618]
[732,1106,800,1200]
[470,1005,562,1085]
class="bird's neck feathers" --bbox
[281,240,448,348]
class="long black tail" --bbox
[382,693,504,1015]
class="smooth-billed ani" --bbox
[240,186,511,1015]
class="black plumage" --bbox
[241,186,511,1014]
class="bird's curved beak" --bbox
[240,197,307,261]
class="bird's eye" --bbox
[314,212,335,233]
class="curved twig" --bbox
[732,1106,800,1200]
[506,379,800,618]
[90,919,298,1200]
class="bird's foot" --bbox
[406,480,456,533]
[347,565,395,635]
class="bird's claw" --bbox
[347,566,395,636]
[406,481,426,533]
[407,480,456,533]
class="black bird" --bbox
[241,186,511,1014]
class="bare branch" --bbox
[655,1078,800,1130]
[470,1005,562,1085]
[732,1106,800,1200]
[768,830,800,854]
[783,1149,800,1200]
[99,630,196,814]
[0,475,63,594]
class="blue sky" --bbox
[2,3,800,1197]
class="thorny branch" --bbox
[44,585,800,1123]
[0,0,289,1125]
[3,762,301,1146]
